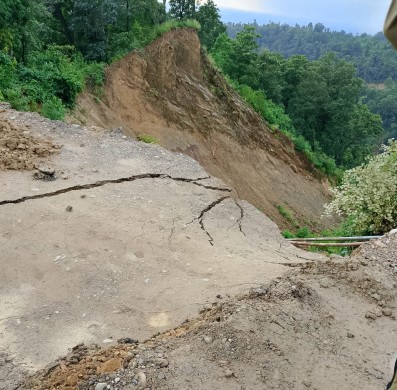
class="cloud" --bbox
[215,0,391,33]
[214,0,273,13]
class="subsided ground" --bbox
[1,107,322,389]
[1,107,397,390]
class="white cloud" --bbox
[214,0,273,13]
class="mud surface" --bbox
[1,108,396,390]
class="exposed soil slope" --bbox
[74,29,333,230]
[23,232,397,390]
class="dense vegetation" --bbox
[227,22,397,143]
[227,22,397,84]
[363,81,397,140]
[0,0,221,119]
[210,27,384,172]
[325,140,397,234]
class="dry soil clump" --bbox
[0,113,59,171]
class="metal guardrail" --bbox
[287,236,384,248]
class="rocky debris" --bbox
[34,165,57,181]
[22,256,397,390]
[0,114,60,170]
[0,352,27,389]
[117,338,139,345]
[224,369,234,378]
[382,308,393,317]
[365,311,378,320]
[357,230,397,275]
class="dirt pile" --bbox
[74,29,333,230]
[356,231,397,275]
[0,108,60,171]
[23,233,397,390]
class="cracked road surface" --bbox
[0,110,323,377]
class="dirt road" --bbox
[0,108,320,389]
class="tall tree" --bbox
[169,0,195,20]
[70,0,118,61]
[196,0,225,51]
[45,0,74,45]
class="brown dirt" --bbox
[23,231,397,390]
[0,109,59,171]
[73,29,334,231]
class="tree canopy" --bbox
[211,26,384,170]
[227,22,397,84]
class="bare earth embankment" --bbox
[74,28,333,231]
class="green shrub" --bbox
[137,134,158,144]
[41,97,66,120]
[282,230,295,238]
[108,31,142,61]
[324,140,397,234]
[0,45,106,119]
[296,226,312,238]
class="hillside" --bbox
[1,28,397,390]
[73,28,333,231]
[227,22,397,83]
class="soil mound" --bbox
[74,29,333,230]
[0,108,59,171]
[356,231,397,275]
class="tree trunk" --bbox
[53,3,74,45]
[126,0,130,32]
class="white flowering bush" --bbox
[324,140,397,234]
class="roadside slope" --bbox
[74,28,333,230]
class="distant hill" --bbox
[227,22,397,83]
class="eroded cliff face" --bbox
[75,28,333,229]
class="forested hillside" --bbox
[210,27,384,171]
[227,22,397,84]
[226,22,397,147]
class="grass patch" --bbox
[277,204,298,226]
[136,134,158,144]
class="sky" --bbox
[214,0,392,34]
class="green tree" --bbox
[339,103,383,168]
[0,0,49,63]
[70,0,118,61]
[45,0,74,45]
[169,0,195,20]
[286,68,328,143]
[196,0,225,51]
[257,50,285,104]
